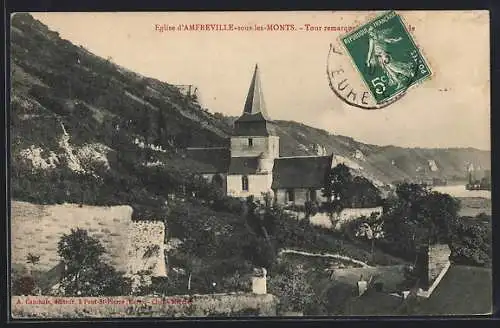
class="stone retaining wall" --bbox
[11,293,278,318]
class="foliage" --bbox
[322,163,352,214]
[268,263,317,314]
[304,200,319,217]
[322,164,382,215]
[449,215,491,267]
[57,228,132,296]
[164,200,264,294]
[378,183,460,261]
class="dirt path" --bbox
[278,249,372,268]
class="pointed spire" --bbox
[242,64,270,119]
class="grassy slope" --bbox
[11,13,230,158]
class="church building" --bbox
[186,64,334,205]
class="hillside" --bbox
[221,115,490,185]
[11,13,231,182]
[10,13,490,202]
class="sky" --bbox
[30,11,490,150]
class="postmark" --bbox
[327,11,432,109]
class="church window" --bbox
[242,175,249,191]
[248,138,253,147]
[309,189,317,202]
[286,189,295,202]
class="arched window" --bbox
[242,175,249,191]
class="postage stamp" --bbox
[340,11,432,104]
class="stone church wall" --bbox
[227,173,272,199]
[230,136,279,158]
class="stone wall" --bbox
[11,294,278,318]
[11,201,133,272]
[11,201,167,292]
[126,221,167,287]
[427,244,451,283]
[308,207,383,230]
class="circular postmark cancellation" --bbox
[326,10,432,110]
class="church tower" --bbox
[230,64,280,160]
[226,65,279,199]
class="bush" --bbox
[268,263,317,314]
[212,196,243,214]
[305,201,319,217]
[449,216,491,267]
[57,228,132,296]
[12,275,37,296]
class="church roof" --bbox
[242,64,270,119]
[233,65,277,136]
[271,155,333,189]
[228,156,260,175]
[185,147,231,173]
[232,120,278,136]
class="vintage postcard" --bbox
[9,11,491,319]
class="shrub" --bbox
[305,201,319,217]
[268,263,317,314]
[57,228,132,296]
[12,275,37,295]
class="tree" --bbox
[354,217,385,260]
[347,176,382,208]
[57,228,131,296]
[26,253,40,272]
[449,216,491,267]
[244,196,277,262]
[268,264,317,314]
[381,182,460,261]
[322,163,353,224]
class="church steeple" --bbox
[233,64,277,136]
[242,64,270,119]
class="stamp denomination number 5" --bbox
[371,76,387,95]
